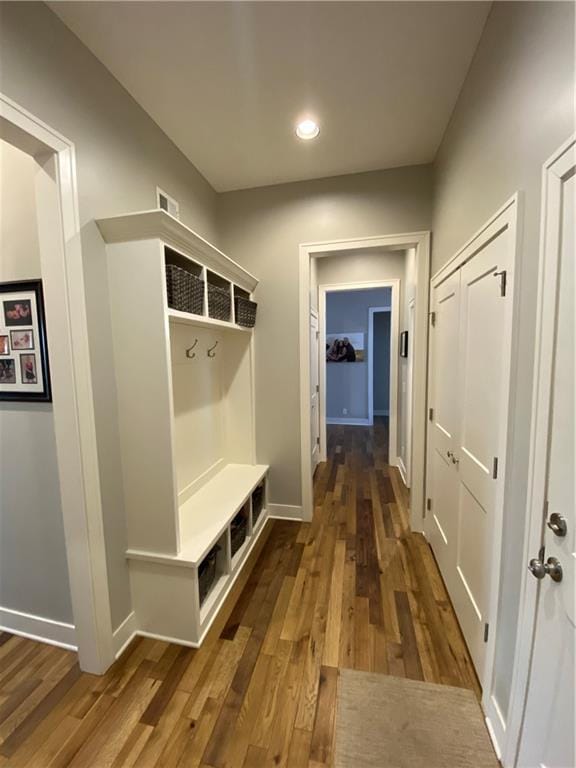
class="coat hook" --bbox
[186,339,198,359]
[207,340,219,358]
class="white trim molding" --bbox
[1,93,114,673]
[112,611,138,659]
[0,606,77,651]
[300,232,430,525]
[268,503,304,521]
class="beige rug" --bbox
[335,670,499,768]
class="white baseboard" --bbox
[374,409,389,416]
[112,610,138,658]
[397,457,408,486]
[268,503,304,521]
[326,417,371,426]
[0,605,77,651]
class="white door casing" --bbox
[425,196,519,700]
[405,298,415,486]
[299,233,430,526]
[310,309,320,472]
[510,139,575,768]
[0,94,114,672]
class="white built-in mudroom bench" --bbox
[97,210,268,647]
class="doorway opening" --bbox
[0,94,113,673]
[317,283,399,469]
[300,234,431,525]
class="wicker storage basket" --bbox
[165,264,204,315]
[198,545,219,605]
[234,296,257,328]
[230,512,247,557]
[252,482,265,525]
[208,283,231,321]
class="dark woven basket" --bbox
[208,283,231,321]
[165,264,204,315]
[230,513,247,557]
[198,545,220,605]
[234,296,257,328]
[252,482,265,525]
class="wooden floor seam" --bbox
[0,418,480,768]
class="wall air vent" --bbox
[157,187,180,219]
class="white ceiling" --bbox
[50,1,491,192]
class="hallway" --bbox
[0,422,479,767]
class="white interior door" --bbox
[310,310,320,472]
[517,150,575,768]
[451,231,513,675]
[426,272,460,589]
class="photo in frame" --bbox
[326,332,365,363]
[0,280,51,401]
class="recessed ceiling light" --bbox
[296,119,320,140]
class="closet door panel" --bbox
[453,229,512,676]
[427,273,460,586]
[457,237,509,510]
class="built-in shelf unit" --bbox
[96,209,268,646]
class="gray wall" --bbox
[432,1,575,723]
[325,288,390,420]
[373,311,391,414]
[0,140,73,624]
[0,2,218,631]
[218,166,433,505]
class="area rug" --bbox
[335,669,499,768]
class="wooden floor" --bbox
[0,420,479,768]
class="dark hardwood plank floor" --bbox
[0,419,479,767]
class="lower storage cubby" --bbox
[198,544,220,607]
[251,480,265,526]
[230,504,249,558]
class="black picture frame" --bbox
[400,330,409,358]
[0,280,52,402]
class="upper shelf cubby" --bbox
[96,209,258,294]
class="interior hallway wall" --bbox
[432,0,575,725]
[218,167,433,506]
[325,287,391,421]
[0,2,218,633]
[0,140,73,626]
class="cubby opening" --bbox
[252,480,266,528]
[198,531,228,610]
[207,270,232,322]
[231,502,250,562]
[164,246,205,315]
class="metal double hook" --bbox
[185,339,198,359]
[185,339,218,359]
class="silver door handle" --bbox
[528,556,563,583]
[547,513,567,538]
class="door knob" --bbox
[528,556,563,583]
[547,512,567,537]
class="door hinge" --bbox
[316,436,320,446]
[428,407,434,422]
[316,330,320,339]
[315,384,319,393]
[494,270,507,297]
[430,311,436,327]
[492,457,499,479]
[542,499,549,523]
[426,498,432,517]
[484,623,489,643]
